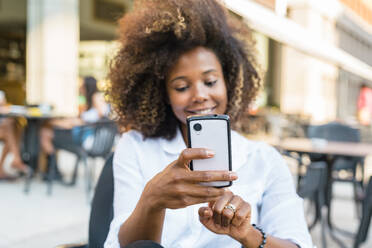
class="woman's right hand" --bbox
[141,148,238,211]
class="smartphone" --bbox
[187,114,232,187]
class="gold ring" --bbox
[224,203,236,213]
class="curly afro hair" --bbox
[107,0,261,139]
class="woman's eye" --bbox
[205,80,217,87]
[175,86,188,92]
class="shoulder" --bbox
[231,130,284,171]
[92,91,105,102]
[113,130,150,170]
[231,130,278,156]
[119,129,144,142]
[116,130,165,155]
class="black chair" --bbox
[298,161,326,244]
[298,162,328,231]
[297,161,352,248]
[354,176,372,248]
[307,122,365,214]
[47,119,118,197]
[72,119,118,198]
[57,153,114,248]
[298,162,328,248]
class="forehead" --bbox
[168,47,223,78]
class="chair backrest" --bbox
[88,153,114,248]
[307,122,360,142]
[298,162,327,201]
[87,120,118,158]
[307,122,361,162]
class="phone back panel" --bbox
[187,115,232,187]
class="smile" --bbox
[186,107,216,115]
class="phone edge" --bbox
[186,114,232,188]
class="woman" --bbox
[105,0,313,247]
[40,76,109,179]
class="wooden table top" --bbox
[273,137,372,157]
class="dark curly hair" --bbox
[107,0,261,139]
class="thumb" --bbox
[176,148,214,169]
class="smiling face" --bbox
[166,46,228,135]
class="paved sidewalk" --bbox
[285,156,372,248]
[0,150,101,248]
[0,149,372,247]
[309,182,372,248]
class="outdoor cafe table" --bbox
[272,137,372,247]
[0,110,61,193]
[274,137,372,157]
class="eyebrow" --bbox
[169,69,217,84]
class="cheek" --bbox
[168,94,188,117]
[169,94,184,109]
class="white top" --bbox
[105,128,313,248]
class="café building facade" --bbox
[0,0,371,123]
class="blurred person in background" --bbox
[0,90,28,180]
[357,83,372,126]
[40,76,110,179]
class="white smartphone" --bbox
[187,114,232,187]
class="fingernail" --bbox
[205,149,215,157]
[229,172,238,180]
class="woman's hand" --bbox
[198,190,257,246]
[141,148,238,211]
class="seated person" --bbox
[104,1,313,247]
[0,90,28,179]
[40,76,109,179]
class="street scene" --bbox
[0,0,372,247]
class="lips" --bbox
[186,106,217,115]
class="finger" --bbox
[187,170,238,183]
[198,207,214,229]
[171,185,225,206]
[198,207,213,219]
[212,190,233,226]
[221,195,243,227]
[184,185,226,198]
[180,195,221,207]
[232,202,251,227]
[176,148,215,168]
[221,207,234,227]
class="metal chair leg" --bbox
[308,197,321,231]
[47,154,57,195]
[69,155,81,186]
[82,155,92,203]
[354,211,372,248]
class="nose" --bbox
[191,82,208,103]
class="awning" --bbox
[224,0,372,80]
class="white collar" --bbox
[159,127,187,155]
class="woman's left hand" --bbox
[198,190,254,244]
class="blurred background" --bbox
[0,0,372,247]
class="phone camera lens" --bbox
[193,123,202,131]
